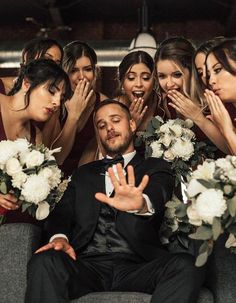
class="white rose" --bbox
[228,155,236,167]
[223,185,232,195]
[227,169,236,183]
[159,123,170,133]
[163,150,175,162]
[160,134,172,147]
[216,158,234,172]
[6,158,22,176]
[21,174,50,204]
[169,124,182,137]
[14,138,31,154]
[192,161,215,180]
[187,205,202,226]
[184,119,194,129]
[187,179,208,198]
[11,172,27,189]
[171,138,194,161]
[195,189,227,224]
[0,140,18,165]
[24,150,45,168]
[150,141,164,158]
[36,201,50,220]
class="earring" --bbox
[121,86,125,94]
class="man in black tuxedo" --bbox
[25,99,205,303]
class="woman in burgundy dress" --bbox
[0,59,71,224]
[52,41,108,176]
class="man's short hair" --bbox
[94,99,131,120]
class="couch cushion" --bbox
[71,287,213,303]
[0,223,42,303]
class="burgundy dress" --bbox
[60,93,101,176]
[0,112,40,225]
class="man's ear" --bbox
[130,118,137,133]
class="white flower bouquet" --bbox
[139,116,216,186]
[163,156,236,266]
[0,138,69,224]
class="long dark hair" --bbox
[206,38,236,77]
[62,40,97,74]
[116,50,154,96]
[21,37,63,65]
[8,59,71,109]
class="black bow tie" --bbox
[101,154,124,171]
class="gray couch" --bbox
[0,223,235,303]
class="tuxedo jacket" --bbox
[46,153,175,261]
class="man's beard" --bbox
[100,133,133,156]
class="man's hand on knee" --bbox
[35,237,77,261]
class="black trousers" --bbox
[25,250,205,303]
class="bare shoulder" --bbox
[99,93,108,101]
[1,77,16,94]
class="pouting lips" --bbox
[132,91,144,98]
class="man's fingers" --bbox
[127,165,135,186]
[138,175,149,191]
[35,243,54,254]
[95,192,110,204]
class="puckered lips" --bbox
[44,107,55,116]
[213,88,221,96]
[132,91,145,98]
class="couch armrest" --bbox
[206,233,236,303]
[0,223,42,303]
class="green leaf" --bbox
[175,203,187,218]
[197,179,214,189]
[189,225,213,240]
[227,196,236,217]
[212,217,222,240]
[0,182,8,194]
[195,250,209,267]
[21,202,32,212]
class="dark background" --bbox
[0,0,235,96]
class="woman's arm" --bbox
[205,89,236,155]
[168,90,230,154]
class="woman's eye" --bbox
[173,72,182,78]
[157,74,165,79]
[142,76,151,81]
[214,67,222,74]
[84,67,93,72]
[49,89,55,95]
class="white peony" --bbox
[150,141,164,158]
[11,171,27,189]
[24,150,45,168]
[36,201,50,220]
[194,189,227,224]
[187,179,208,198]
[192,161,215,180]
[39,167,53,179]
[6,158,22,176]
[163,150,175,162]
[21,174,50,204]
[169,124,182,137]
[159,123,170,133]
[171,138,194,161]
[0,140,18,165]
[187,205,202,226]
